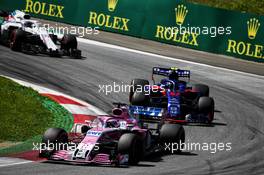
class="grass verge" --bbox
[187,0,264,15]
[0,76,73,155]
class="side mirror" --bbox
[81,125,90,134]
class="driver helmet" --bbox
[24,21,34,28]
[169,70,179,81]
[106,120,120,128]
[162,80,174,91]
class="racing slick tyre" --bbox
[118,133,143,165]
[129,79,149,103]
[198,97,215,123]
[9,29,26,51]
[39,128,68,158]
[0,10,8,17]
[193,84,209,97]
[61,34,77,51]
[61,34,81,58]
[159,124,185,153]
[49,34,58,44]
[130,91,150,106]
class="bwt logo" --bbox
[24,0,64,18]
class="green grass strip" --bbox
[0,77,73,156]
[187,0,264,15]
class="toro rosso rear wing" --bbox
[129,106,188,124]
[152,67,191,78]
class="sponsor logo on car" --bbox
[87,131,102,137]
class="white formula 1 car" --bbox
[0,10,81,58]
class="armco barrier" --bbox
[0,0,264,62]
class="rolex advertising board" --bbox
[0,0,263,62]
[83,0,146,36]
[225,17,264,62]
[0,0,147,36]
[0,0,79,24]
[141,0,264,62]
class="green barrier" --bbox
[80,0,147,36]
[142,0,264,62]
[0,0,147,36]
[0,0,264,62]
[0,0,81,25]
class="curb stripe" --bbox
[73,114,97,124]
[0,160,32,167]
[61,104,100,116]
[41,93,85,106]
[9,151,44,162]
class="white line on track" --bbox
[61,104,101,115]
[0,158,32,168]
[77,38,263,79]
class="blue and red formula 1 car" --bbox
[39,103,185,166]
[129,67,215,124]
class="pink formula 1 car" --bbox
[39,103,185,166]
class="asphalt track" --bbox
[0,40,264,175]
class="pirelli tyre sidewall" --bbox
[159,124,185,153]
[117,133,143,165]
[39,128,68,158]
[193,84,210,97]
[61,34,77,51]
[0,10,8,17]
[10,29,26,51]
[198,97,215,123]
[129,79,150,105]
